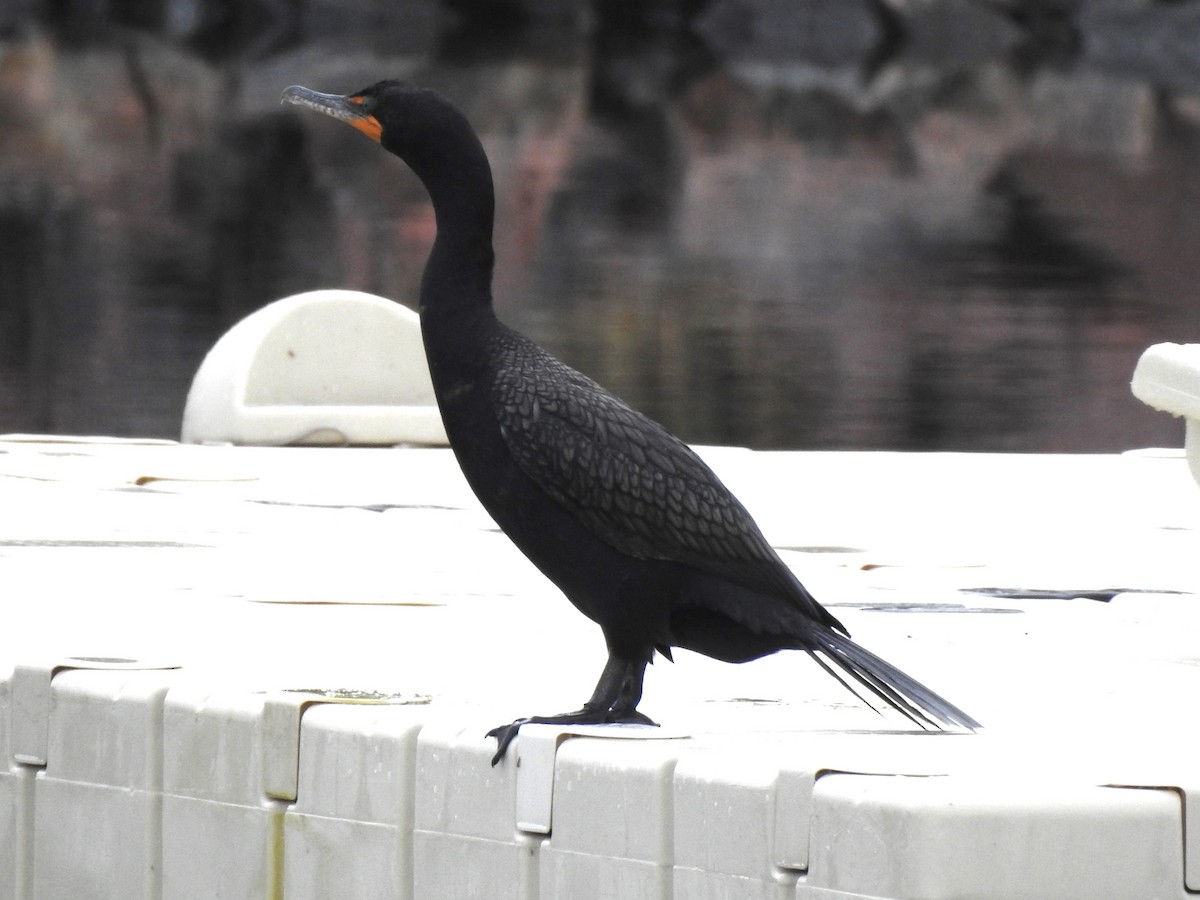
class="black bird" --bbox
[282,81,979,764]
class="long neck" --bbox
[408,129,498,328]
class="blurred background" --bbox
[1,0,1198,451]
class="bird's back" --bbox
[486,326,843,635]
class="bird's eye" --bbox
[352,94,376,115]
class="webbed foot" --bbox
[487,708,657,766]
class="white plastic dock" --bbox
[1,435,1198,899]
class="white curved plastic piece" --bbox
[1132,342,1200,420]
[1131,342,1200,487]
[181,289,448,446]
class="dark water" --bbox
[2,4,1198,451]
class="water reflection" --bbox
[1,5,1197,451]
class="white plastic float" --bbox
[1131,341,1200,488]
[2,438,1199,899]
[181,289,447,446]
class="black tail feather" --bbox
[805,647,932,727]
[807,626,981,731]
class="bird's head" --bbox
[281,80,472,174]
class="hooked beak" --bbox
[281,85,383,143]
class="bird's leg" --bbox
[606,655,653,721]
[487,653,656,765]
[582,652,638,713]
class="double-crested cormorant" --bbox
[282,81,979,764]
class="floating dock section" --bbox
[1,436,1197,898]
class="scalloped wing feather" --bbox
[490,331,816,607]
